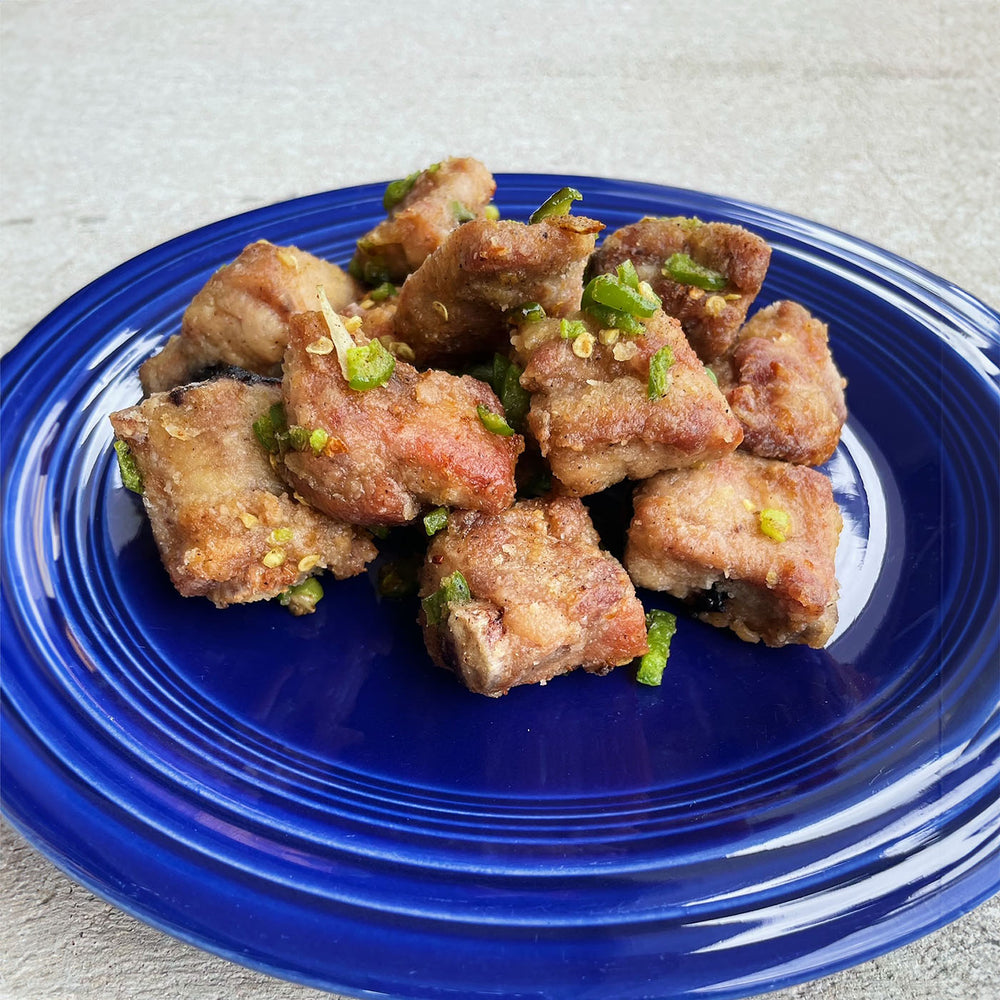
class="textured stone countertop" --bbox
[2,2,997,998]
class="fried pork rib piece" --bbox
[419,498,648,696]
[711,300,847,466]
[510,310,743,496]
[589,216,771,362]
[109,372,376,608]
[349,157,497,284]
[392,214,605,367]
[626,452,842,648]
[277,311,523,526]
[139,241,362,394]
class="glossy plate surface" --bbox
[2,175,998,1000]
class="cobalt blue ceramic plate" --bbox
[2,175,998,1000]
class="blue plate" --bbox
[2,175,998,1000]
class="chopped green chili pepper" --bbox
[348,253,393,286]
[286,425,309,452]
[585,272,661,317]
[759,508,791,542]
[423,506,449,536]
[377,559,420,599]
[279,576,324,616]
[253,402,286,454]
[648,345,676,399]
[113,440,143,494]
[476,404,515,437]
[580,299,646,336]
[369,281,397,302]
[560,318,588,339]
[661,252,727,291]
[636,609,677,686]
[615,259,641,289]
[704,365,719,386]
[345,339,396,390]
[422,570,472,626]
[309,428,329,455]
[451,200,476,223]
[510,301,546,323]
[529,186,583,224]
[496,356,530,432]
[383,170,420,212]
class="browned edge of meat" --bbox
[711,300,847,466]
[419,497,648,696]
[590,216,771,362]
[626,452,842,648]
[511,309,742,496]
[392,213,605,367]
[277,311,523,527]
[349,157,497,284]
[109,371,376,608]
[139,241,362,394]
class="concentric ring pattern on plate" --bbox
[2,175,998,1000]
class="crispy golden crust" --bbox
[277,311,523,526]
[626,452,842,647]
[350,157,497,283]
[139,241,362,394]
[109,374,376,608]
[512,310,742,496]
[590,216,771,362]
[712,300,847,466]
[419,498,648,696]
[393,214,604,366]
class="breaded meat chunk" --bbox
[711,300,847,466]
[510,310,743,496]
[419,498,648,696]
[626,452,842,648]
[108,372,376,609]
[590,216,771,362]
[392,213,605,367]
[349,157,497,284]
[276,310,523,526]
[139,241,362,394]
